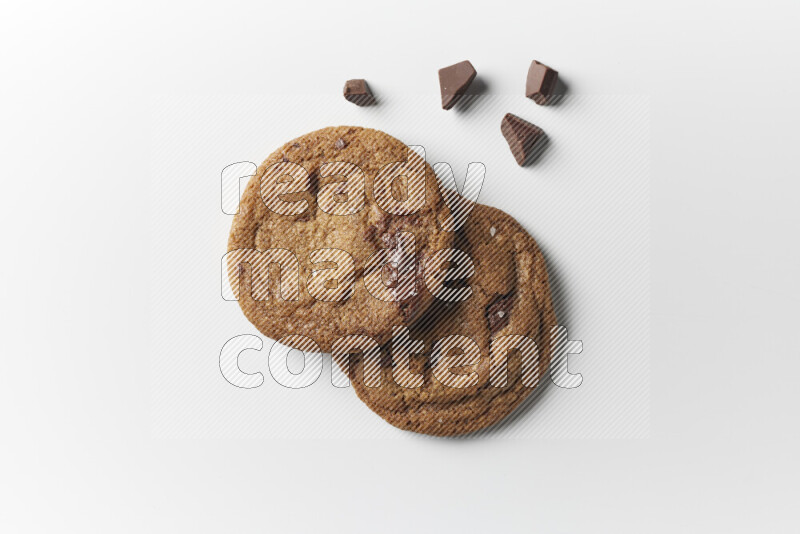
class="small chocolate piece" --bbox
[486,293,513,334]
[526,60,558,105]
[343,79,376,106]
[438,60,477,110]
[334,138,347,150]
[501,113,546,166]
[383,263,399,288]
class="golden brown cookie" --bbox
[339,204,557,436]
[227,126,452,353]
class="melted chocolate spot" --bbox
[381,233,397,250]
[441,260,470,291]
[383,263,399,288]
[399,297,419,321]
[364,215,391,243]
[486,293,514,334]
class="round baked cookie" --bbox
[339,203,557,436]
[227,126,452,353]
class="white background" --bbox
[2,1,799,532]
[151,93,649,439]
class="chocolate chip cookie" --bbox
[338,203,557,436]
[227,126,452,352]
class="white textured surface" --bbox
[1,0,799,532]
[151,94,650,439]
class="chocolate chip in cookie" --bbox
[438,60,477,110]
[486,293,514,334]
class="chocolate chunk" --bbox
[526,60,558,105]
[307,169,320,197]
[343,79,376,106]
[383,263,399,288]
[365,215,391,243]
[381,233,397,250]
[334,138,347,150]
[399,295,420,321]
[438,60,477,110]
[501,113,546,166]
[486,293,513,334]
